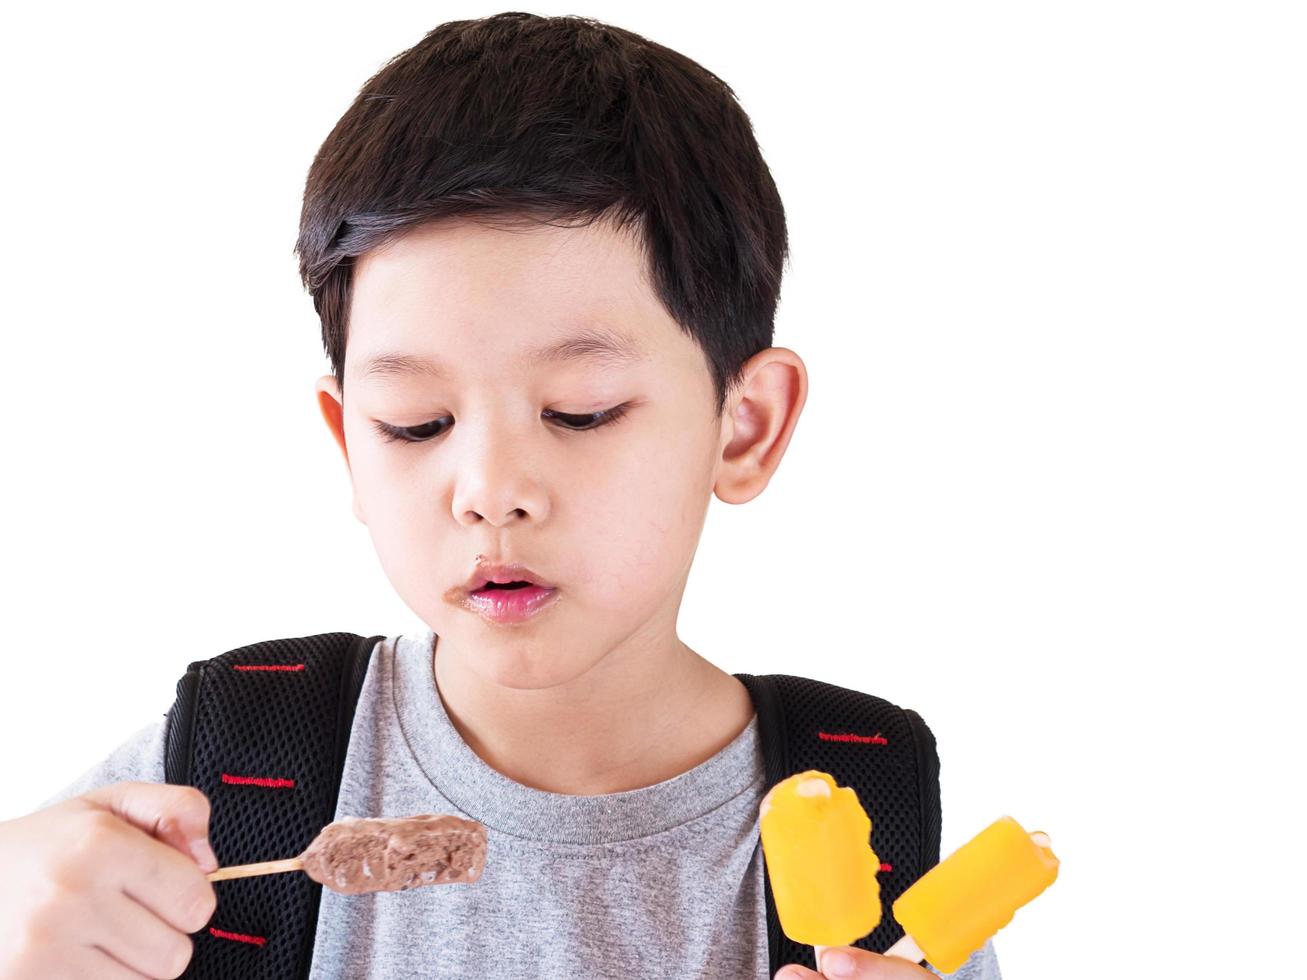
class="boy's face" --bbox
[315,215,769,691]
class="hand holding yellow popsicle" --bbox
[759,769,1059,978]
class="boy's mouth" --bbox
[462,561,555,593]
[457,559,559,625]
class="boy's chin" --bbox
[452,636,617,692]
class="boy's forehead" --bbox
[355,323,652,386]
[353,214,648,307]
[348,218,678,385]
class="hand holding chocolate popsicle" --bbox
[208,813,487,894]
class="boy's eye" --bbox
[377,418,449,442]
[372,403,631,444]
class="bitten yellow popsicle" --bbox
[758,770,882,948]
[884,816,1059,973]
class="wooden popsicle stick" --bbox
[882,933,926,963]
[207,856,305,882]
[813,933,924,975]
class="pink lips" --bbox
[464,582,559,624]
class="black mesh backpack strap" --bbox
[733,672,942,977]
[164,631,384,980]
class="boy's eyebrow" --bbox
[358,325,649,382]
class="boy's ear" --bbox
[314,374,367,525]
[714,347,808,505]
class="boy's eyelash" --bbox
[372,403,631,444]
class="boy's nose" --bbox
[443,421,553,526]
[452,469,545,527]
[463,505,530,526]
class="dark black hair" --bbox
[294,11,788,419]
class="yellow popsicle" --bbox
[888,816,1058,973]
[758,769,882,947]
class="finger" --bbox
[78,944,151,980]
[92,890,196,980]
[82,782,218,872]
[96,822,217,936]
[815,946,937,978]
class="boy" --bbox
[0,13,1000,980]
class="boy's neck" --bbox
[431,634,756,797]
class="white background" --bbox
[2,2,1303,977]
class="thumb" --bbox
[811,945,936,978]
[82,781,218,873]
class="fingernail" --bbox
[821,950,856,978]
[776,970,803,980]
[189,837,218,872]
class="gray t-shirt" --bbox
[43,631,1000,979]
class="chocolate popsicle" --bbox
[208,813,488,895]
